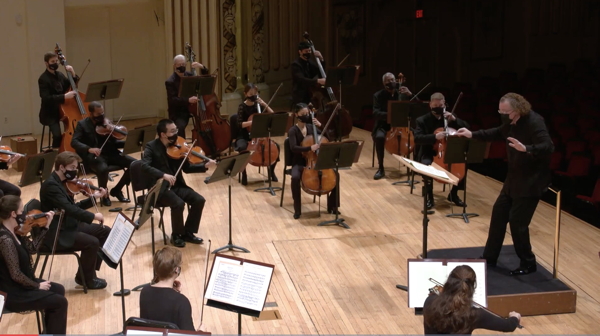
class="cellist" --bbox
[235,82,279,185]
[414,93,469,210]
[165,55,208,139]
[38,51,79,150]
[288,103,338,219]
[372,72,413,180]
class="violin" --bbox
[64,178,101,197]
[14,210,51,236]
[0,146,25,163]
[96,118,128,140]
[167,136,211,164]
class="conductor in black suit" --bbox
[140,119,215,248]
[71,101,135,207]
[456,93,554,276]
[40,151,111,290]
[291,41,326,106]
[165,54,208,139]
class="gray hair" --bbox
[500,93,531,116]
[382,72,395,83]
[430,92,445,101]
[173,54,186,64]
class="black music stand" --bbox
[18,150,57,187]
[179,75,217,143]
[121,127,145,156]
[314,141,359,229]
[444,137,486,223]
[325,65,360,141]
[85,79,124,103]
[205,152,252,254]
[249,112,288,196]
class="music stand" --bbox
[313,141,359,229]
[179,75,217,144]
[18,151,57,187]
[325,65,360,141]
[205,152,252,254]
[121,127,145,156]
[85,79,124,119]
[249,112,288,196]
[444,137,487,223]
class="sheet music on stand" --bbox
[402,157,450,180]
[0,291,5,322]
[101,212,135,264]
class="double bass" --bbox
[184,43,231,157]
[433,92,466,181]
[302,32,353,141]
[385,73,415,157]
[55,44,90,153]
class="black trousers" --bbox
[483,192,539,268]
[156,185,205,235]
[172,114,190,139]
[0,179,21,198]
[291,165,338,214]
[85,153,135,191]
[48,122,62,149]
[58,222,111,281]
[6,282,68,335]
[373,128,386,169]
[421,157,464,200]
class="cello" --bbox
[247,83,282,167]
[184,43,231,157]
[300,104,339,196]
[302,32,353,140]
[55,44,90,153]
[433,92,466,181]
[385,73,415,157]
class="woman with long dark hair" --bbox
[423,265,521,334]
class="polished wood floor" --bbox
[1,125,599,334]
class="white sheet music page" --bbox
[0,292,5,320]
[101,212,134,264]
[404,157,450,180]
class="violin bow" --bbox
[97,115,124,158]
[79,163,103,224]
[337,53,350,67]
[46,209,66,280]
[261,82,284,113]
[199,239,211,325]
[409,82,432,102]
[78,59,92,82]
[172,140,197,190]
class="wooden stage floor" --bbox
[1,127,599,334]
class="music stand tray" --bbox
[85,79,124,102]
[249,112,288,196]
[325,65,360,87]
[19,151,57,187]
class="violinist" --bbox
[40,151,111,289]
[0,152,23,198]
[38,51,79,150]
[0,195,68,335]
[414,93,469,209]
[140,119,215,248]
[71,101,135,206]
[456,93,554,275]
[372,72,413,180]
[166,54,208,138]
[288,103,338,219]
[236,82,279,185]
[423,265,521,334]
[291,41,326,105]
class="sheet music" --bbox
[101,213,134,264]
[126,330,163,336]
[404,157,450,180]
[205,256,274,312]
[0,292,5,320]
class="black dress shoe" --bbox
[170,234,186,248]
[447,193,466,207]
[426,199,435,210]
[241,171,248,186]
[293,213,301,219]
[183,232,203,244]
[75,276,107,289]
[509,265,537,276]
[271,173,278,182]
[110,189,130,203]
[374,169,385,180]
[101,197,112,207]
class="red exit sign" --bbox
[416,9,423,18]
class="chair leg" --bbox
[33,254,41,275]
[313,195,316,203]
[158,209,168,245]
[151,216,156,256]
[280,170,287,207]
[74,253,88,294]
[40,126,45,152]
[372,141,375,168]
[36,310,45,334]
[410,171,415,195]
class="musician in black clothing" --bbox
[456,93,554,276]
[414,93,468,209]
[38,51,79,149]
[71,102,134,207]
[288,103,338,219]
[291,41,326,105]
[140,119,215,248]
[235,82,279,185]
[0,154,23,198]
[165,54,208,139]
[372,72,413,180]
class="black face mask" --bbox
[64,168,78,180]
[176,66,186,73]
[501,114,511,125]
[431,107,445,115]
[385,82,398,91]
[167,134,179,144]
[247,95,258,102]
[16,213,26,225]
[49,63,59,71]
[302,52,311,59]
[298,114,312,124]
[93,115,105,125]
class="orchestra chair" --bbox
[39,126,53,152]
[279,138,316,208]
[576,178,600,206]
[1,308,44,334]
[25,199,88,294]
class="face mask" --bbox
[16,213,26,225]
[299,114,312,124]
[501,114,511,125]
[93,115,105,124]
[247,95,258,102]
[64,168,78,180]
[302,52,311,59]
[431,107,444,115]
[385,82,397,90]
[49,63,59,71]
[176,66,186,73]
[167,134,179,144]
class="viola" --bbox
[0,146,25,163]
[64,178,101,197]
[167,136,211,165]
[385,73,415,157]
[14,209,51,236]
[433,92,466,182]
[96,118,128,140]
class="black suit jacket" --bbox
[291,57,324,105]
[71,117,122,161]
[40,172,95,249]
[414,112,469,162]
[165,68,209,119]
[141,138,208,188]
[471,111,554,198]
[38,70,79,125]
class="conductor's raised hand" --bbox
[507,137,526,152]
[455,128,472,138]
